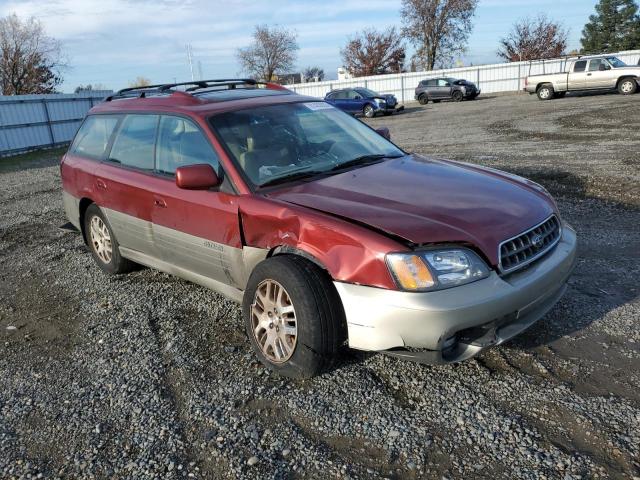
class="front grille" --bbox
[499,215,561,274]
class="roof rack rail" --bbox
[105,78,288,101]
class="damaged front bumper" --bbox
[334,224,577,364]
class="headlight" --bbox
[386,248,490,292]
[374,98,386,106]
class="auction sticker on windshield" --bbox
[303,102,334,110]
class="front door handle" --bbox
[154,197,167,208]
[96,179,107,190]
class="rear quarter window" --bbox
[71,115,120,159]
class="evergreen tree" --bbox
[581,0,640,53]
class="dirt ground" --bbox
[1,91,639,479]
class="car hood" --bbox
[266,155,556,266]
[616,66,640,72]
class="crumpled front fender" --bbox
[238,195,405,290]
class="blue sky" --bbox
[0,0,600,92]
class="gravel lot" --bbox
[1,92,639,480]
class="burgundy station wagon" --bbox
[61,79,577,378]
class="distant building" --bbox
[337,67,352,80]
[274,73,302,85]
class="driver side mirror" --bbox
[375,127,391,141]
[354,95,362,100]
[176,164,219,190]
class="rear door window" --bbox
[71,115,120,159]
[155,116,220,175]
[573,60,587,72]
[109,115,159,170]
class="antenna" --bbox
[186,44,194,82]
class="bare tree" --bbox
[341,27,405,77]
[127,76,152,88]
[237,25,299,81]
[498,15,568,61]
[303,66,325,82]
[401,0,478,71]
[0,14,65,95]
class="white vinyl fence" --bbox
[289,50,640,102]
[0,91,112,156]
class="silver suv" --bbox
[415,77,480,104]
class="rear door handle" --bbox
[154,197,167,208]
[96,179,107,190]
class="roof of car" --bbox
[90,79,317,116]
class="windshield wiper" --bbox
[258,154,402,188]
[258,170,327,188]
[329,154,401,172]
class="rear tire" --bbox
[84,204,136,275]
[418,94,428,105]
[618,78,637,95]
[242,256,346,378]
[537,84,554,100]
[452,91,463,102]
[363,104,375,118]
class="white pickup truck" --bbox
[524,55,640,100]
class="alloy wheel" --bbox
[364,105,374,118]
[251,279,297,363]
[89,215,112,264]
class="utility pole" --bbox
[186,44,194,81]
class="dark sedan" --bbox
[415,78,480,104]
[325,88,404,118]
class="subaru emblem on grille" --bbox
[531,234,543,249]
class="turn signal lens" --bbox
[386,254,435,290]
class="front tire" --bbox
[84,204,135,274]
[452,91,463,102]
[618,78,637,95]
[537,84,554,100]
[363,104,375,118]
[243,256,345,378]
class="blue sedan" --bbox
[324,87,404,118]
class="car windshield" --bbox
[209,102,404,188]
[605,56,627,68]
[355,88,380,98]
